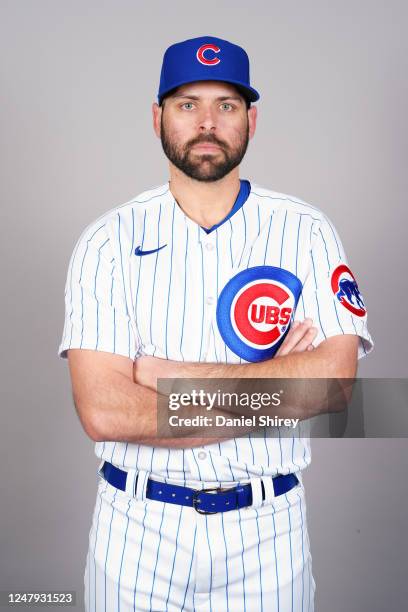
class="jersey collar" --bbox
[199,179,251,234]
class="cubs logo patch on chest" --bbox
[216,266,303,362]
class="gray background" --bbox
[1,1,407,610]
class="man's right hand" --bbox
[275,318,318,357]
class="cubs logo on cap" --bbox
[331,264,366,317]
[217,266,303,362]
[196,43,221,66]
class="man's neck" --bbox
[168,165,241,229]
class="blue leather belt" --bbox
[100,461,299,514]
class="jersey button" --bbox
[197,451,207,460]
[205,242,214,251]
[206,296,214,305]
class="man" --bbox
[59,36,373,612]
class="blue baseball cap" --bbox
[158,36,260,105]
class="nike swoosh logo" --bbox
[134,244,167,256]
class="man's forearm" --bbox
[163,344,341,380]
[85,370,245,446]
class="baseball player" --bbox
[59,36,374,612]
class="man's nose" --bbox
[197,106,217,131]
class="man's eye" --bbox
[221,103,233,111]
[182,102,194,110]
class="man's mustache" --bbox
[185,135,228,151]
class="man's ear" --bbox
[248,104,257,140]
[152,102,162,138]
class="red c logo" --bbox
[196,44,221,66]
[233,282,293,346]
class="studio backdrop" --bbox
[1,1,407,611]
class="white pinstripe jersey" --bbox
[59,181,373,487]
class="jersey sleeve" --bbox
[295,214,374,359]
[58,222,138,360]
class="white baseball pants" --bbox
[85,476,315,612]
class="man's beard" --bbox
[160,117,249,182]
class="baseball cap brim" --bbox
[158,76,260,105]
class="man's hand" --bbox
[133,354,176,390]
[134,318,318,392]
[275,318,317,357]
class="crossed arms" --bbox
[67,319,358,448]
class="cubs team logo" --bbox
[331,263,366,317]
[196,44,221,66]
[217,266,303,362]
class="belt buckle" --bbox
[192,486,234,515]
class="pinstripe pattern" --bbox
[179,220,189,360]
[61,182,372,611]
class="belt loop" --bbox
[134,470,149,501]
[250,477,263,509]
[261,476,275,504]
[125,469,138,498]
[97,460,105,479]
